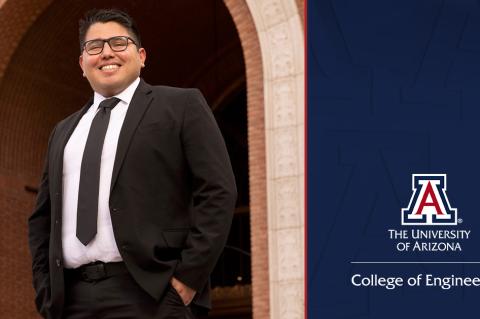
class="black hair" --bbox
[79,8,142,52]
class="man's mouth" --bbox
[99,64,120,71]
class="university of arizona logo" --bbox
[401,174,457,226]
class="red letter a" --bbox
[415,181,443,215]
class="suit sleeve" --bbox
[174,89,237,291]
[28,126,56,317]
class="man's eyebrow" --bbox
[85,36,125,42]
[84,38,104,43]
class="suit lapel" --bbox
[53,100,92,181]
[51,100,92,219]
[110,79,153,192]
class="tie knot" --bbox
[98,97,121,110]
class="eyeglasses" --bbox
[83,36,137,55]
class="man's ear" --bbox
[79,54,86,77]
[139,48,147,68]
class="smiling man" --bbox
[28,9,236,319]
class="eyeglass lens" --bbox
[85,37,130,55]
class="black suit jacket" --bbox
[28,80,237,319]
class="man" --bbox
[28,8,236,319]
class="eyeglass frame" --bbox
[82,36,138,55]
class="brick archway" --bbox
[0,1,57,318]
[224,1,305,318]
[0,1,304,318]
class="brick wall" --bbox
[223,1,268,319]
[0,1,60,317]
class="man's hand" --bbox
[170,277,196,306]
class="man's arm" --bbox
[173,89,237,295]
[28,126,56,317]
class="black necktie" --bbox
[76,97,121,245]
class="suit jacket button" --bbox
[112,208,118,213]
[56,259,61,267]
[121,245,128,250]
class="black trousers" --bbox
[63,267,199,319]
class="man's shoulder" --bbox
[59,109,83,124]
[145,85,206,113]
[147,84,200,98]
[54,101,91,131]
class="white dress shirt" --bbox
[62,77,140,269]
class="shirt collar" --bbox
[93,77,141,107]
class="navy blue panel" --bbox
[308,0,480,318]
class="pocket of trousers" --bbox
[168,284,189,307]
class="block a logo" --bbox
[402,174,457,226]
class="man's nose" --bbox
[101,42,115,57]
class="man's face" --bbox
[79,21,146,97]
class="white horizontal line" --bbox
[351,261,480,264]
